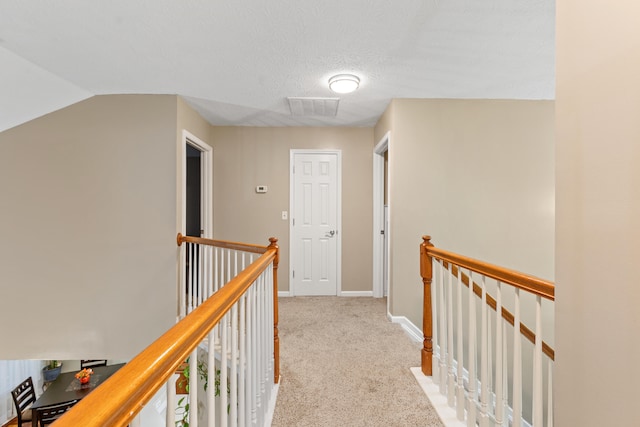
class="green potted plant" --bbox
[176,357,228,427]
[43,360,62,382]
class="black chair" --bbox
[35,400,78,426]
[10,377,36,427]
[80,360,107,369]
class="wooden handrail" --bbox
[55,240,278,427]
[426,242,554,301]
[177,233,269,254]
[420,236,555,376]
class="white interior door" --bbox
[290,151,341,296]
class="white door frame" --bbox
[373,132,389,299]
[289,149,342,296]
[180,130,213,238]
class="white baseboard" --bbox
[278,291,374,297]
[264,379,280,426]
[411,368,467,427]
[339,291,373,297]
[388,314,423,343]
[418,350,531,427]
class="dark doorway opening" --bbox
[186,144,202,237]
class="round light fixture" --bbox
[328,74,360,94]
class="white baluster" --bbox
[166,374,178,427]
[205,244,210,298]
[547,358,553,427]
[230,303,238,427]
[456,267,465,421]
[447,263,455,407]
[198,244,203,306]
[479,275,489,427]
[439,260,447,395]
[179,241,186,318]
[220,312,229,427]
[533,295,543,426]
[187,243,193,314]
[467,270,477,427]
[502,322,508,427]
[207,327,216,425]
[487,308,493,419]
[213,247,219,293]
[257,277,264,423]
[495,281,505,426]
[201,244,207,300]
[239,294,246,427]
[191,243,195,308]
[189,348,198,427]
[431,259,440,384]
[251,285,258,425]
[227,248,231,284]
[268,271,274,398]
[129,414,141,427]
[512,288,522,427]
[220,249,226,290]
[246,286,254,425]
[267,266,275,388]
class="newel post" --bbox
[420,235,434,376]
[268,237,280,384]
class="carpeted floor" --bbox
[271,297,444,427]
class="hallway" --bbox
[271,297,443,427]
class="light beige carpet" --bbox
[271,297,444,427]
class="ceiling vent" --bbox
[287,97,340,117]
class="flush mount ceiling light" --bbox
[328,74,360,94]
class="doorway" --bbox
[373,132,389,300]
[186,144,202,237]
[180,130,212,317]
[181,130,212,238]
[289,150,342,296]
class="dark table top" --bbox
[31,363,125,410]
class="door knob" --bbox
[325,230,336,237]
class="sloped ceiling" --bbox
[0,0,555,132]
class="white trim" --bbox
[277,291,291,297]
[289,149,342,296]
[339,291,373,297]
[263,381,280,427]
[373,132,390,302]
[180,130,213,238]
[411,368,467,427]
[412,357,531,427]
[388,313,423,343]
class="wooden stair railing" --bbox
[54,236,279,427]
[420,235,555,427]
[177,233,280,384]
[420,235,554,376]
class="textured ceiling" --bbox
[0,0,555,132]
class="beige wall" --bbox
[209,126,373,293]
[374,99,554,421]
[377,99,555,328]
[556,2,640,425]
[374,100,395,144]
[0,95,179,359]
[177,97,211,145]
